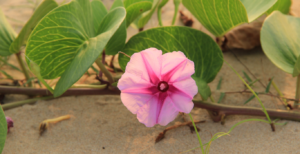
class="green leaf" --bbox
[25,0,126,97]
[217,76,222,90]
[105,0,127,55]
[266,0,291,14]
[240,0,277,22]
[261,11,300,75]
[217,92,225,104]
[244,94,256,104]
[193,77,211,101]
[9,0,58,54]
[0,107,7,153]
[134,0,160,29]
[265,77,274,93]
[0,8,16,56]
[119,26,223,99]
[243,71,252,82]
[28,61,54,93]
[91,0,108,33]
[124,0,153,27]
[0,70,13,80]
[182,0,248,36]
[249,78,259,87]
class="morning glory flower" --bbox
[6,116,13,133]
[118,48,198,127]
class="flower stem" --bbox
[188,113,204,153]
[209,95,215,103]
[271,80,289,109]
[95,57,114,84]
[15,52,32,87]
[71,84,106,89]
[295,75,300,108]
[2,96,53,110]
[172,0,180,25]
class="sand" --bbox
[1,0,300,153]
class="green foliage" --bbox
[133,0,160,29]
[182,0,248,36]
[9,0,58,54]
[124,0,153,27]
[217,92,225,104]
[216,77,222,90]
[244,94,256,104]
[0,107,6,153]
[243,71,252,82]
[261,11,300,76]
[157,0,168,26]
[183,0,278,36]
[240,0,277,22]
[25,0,126,97]
[265,77,274,93]
[266,0,291,14]
[193,77,211,100]
[0,8,16,56]
[105,0,127,55]
[119,26,223,99]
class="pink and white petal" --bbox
[161,51,195,82]
[137,95,160,127]
[168,88,194,113]
[118,72,152,91]
[158,96,179,126]
[172,77,198,99]
[140,48,163,84]
[121,92,153,114]
[124,52,151,83]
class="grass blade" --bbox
[217,77,222,90]
[217,92,225,104]
[265,77,274,93]
[243,71,252,82]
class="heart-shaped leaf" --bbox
[240,0,277,22]
[261,11,300,76]
[25,0,126,97]
[193,77,211,100]
[266,0,291,14]
[183,0,278,36]
[0,107,7,153]
[124,0,153,27]
[0,8,16,56]
[182,0,248,36]
[119,26,223,98]
[9,0,58,54]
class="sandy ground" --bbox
[1,0,300,153]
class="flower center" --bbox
[157,81,169,92]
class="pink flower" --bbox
[6,116,13,133]
[118,48,198,127]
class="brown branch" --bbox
[193,100,300,122]
[2,86,300,122]
[155,120,205,143]
[0,85,120,96]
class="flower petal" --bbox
[158,96,179,126]
[137,95,160,127]
[168,85,195,113]
[120,92,153,114]
[118,72,152,91]
[140,48,162,84]
[161,51,195,82]
[172,78,198,99]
